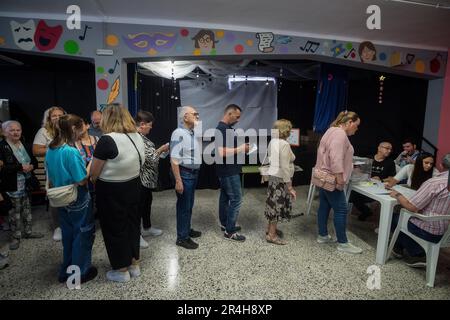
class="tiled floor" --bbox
[1,186,449,300]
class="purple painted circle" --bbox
[225,32,236,43]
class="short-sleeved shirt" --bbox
[88,126,103,138]
[395,150,420,168]
[93,133,144,182]
[408,171,450,235]
[170,127,201,170]
[45,144,86,187]
[33,128,52,147]
[215,121,242,178]
[371,157,396,180]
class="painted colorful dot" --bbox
[234,44,244,54]
[180,29,189,37]
[97,67,105,74]
[64,40,79,54]
[106,34,119,47]
[97,79,109,90]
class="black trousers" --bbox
[97,178,141,270]
[349,191,373,216]
[139,184,153,229]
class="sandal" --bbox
[265,229,283,238]
[265,235,287,245]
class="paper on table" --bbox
[247,143,258,155]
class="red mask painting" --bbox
[34,20,63,51]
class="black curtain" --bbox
[0,52,96,144]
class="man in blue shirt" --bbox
[215,104,249,242]
[170,106,202,249]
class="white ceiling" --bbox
[1,0,450,50]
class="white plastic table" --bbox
[346,181,415,265]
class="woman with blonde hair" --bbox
[264,119,296,245]
[33,106,66,241]
[90,104,145,283]
[314,110,363,254]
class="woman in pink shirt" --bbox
[314,111,362,254]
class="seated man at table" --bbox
[394,138,420,169]
[389,153,450,267]
[351,141,397,221]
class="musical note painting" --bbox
[299,40,320,53]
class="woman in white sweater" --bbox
[264,119,296,245]
[385,152,439,190]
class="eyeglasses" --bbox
[198,37,211,44]
[380,146,392,150]
[187,112,200,117]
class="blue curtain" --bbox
[313,64,348,133]
[127,63,139,117]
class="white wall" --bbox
[422,79,444,153]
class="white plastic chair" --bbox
[387,208,450,287]
[306,172,316,215]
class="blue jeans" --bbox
[391,213,443,257]
[317,188,348,243]
[58,187,94,279]
[218,175,242,234]
[176,169,199,241]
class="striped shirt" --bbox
[409,171,450,235]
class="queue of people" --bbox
[0,103,448,284]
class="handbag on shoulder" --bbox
[311,167,337,192]
[45,176,77,208]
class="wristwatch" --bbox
[394,193,402,199]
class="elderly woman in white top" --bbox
[32,106,66,242]
[264,119,296,245]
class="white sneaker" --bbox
[53,227,62,242]
[106,270,130,283]
[128,265,141,278]
[141,227,163,237]
[317,235,335,244]
[337,242,363,254]
[140,235,149,249]
[374,228,379,234]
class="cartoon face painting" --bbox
[34,20,63,51]
[358,41,377,63]
[10,20,35,51]
[123,33,177,55]
[192,30,217,54]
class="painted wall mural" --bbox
[34,20,63,51]
[192,29,218,55]
[0,16,447,109]
[122,32,177,55]
[10,20,35,51]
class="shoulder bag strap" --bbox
[125,133,142,168]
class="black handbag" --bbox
[26,173,42,192]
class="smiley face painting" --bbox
[10,20,35,51]
[34,20,63,51]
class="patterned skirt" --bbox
[264,177,292,222]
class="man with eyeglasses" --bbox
[170,106,202,250]
[350,141,396,221]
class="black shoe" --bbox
[81,266,98,284]
[405,255,426,268]
[224,232,246,242]
[220,225,242,232]
[176,238,199,249]
[391,247,404,259]
[189,229,202,238]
